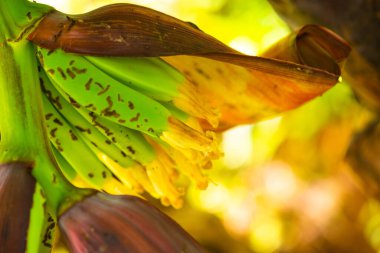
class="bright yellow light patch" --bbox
[249,215,283,253]
[263,161,298,202]
[222,125,254,169]
[198,184,230,212]
[229,36,258,55]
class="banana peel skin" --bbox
[0,1,351,252]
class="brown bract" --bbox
[28,4,236,56]
[59,193,206,253]
[0,162,36,253]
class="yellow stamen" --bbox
[146,160,184,208]
[161,117,218,153]
[166,147,209,190]
[174,79,220,128]
[99,153,144,193]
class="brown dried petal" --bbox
[59,193,206,253]
[0,162,36,253]
[29,4,346,81]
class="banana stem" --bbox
[0,2,88,213]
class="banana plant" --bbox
[0,0,350,252]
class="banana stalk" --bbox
[0,1,89,252]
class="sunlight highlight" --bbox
[222,125,254,169]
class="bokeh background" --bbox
[37,0,380,252]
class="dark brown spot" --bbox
[127,146,136,154]
[85,78,93,90]
[93,119,113,136]
[26,11,32,20]
[45,113,53,120]
[68,96,81,108]
[65,16,76,31]
[42,220,55,248]
[128,101,134,110]
[55,139,63,152]
[101,96,120,118]
[75,125,87,132]
[50,128,58,137]
[53,118,63,126]
[130,113,140,122]
[106,96,113,107]
[88,173,94,178]
[105,140,112,145]
[57,67,66,80]
[117,94,124,102]
[111,137,117,143]
[52,29,63,42]
[148,127,155,133]
[66,68,76,79]
[94,82,104,89]
[102,171,107,178]
[90,141,98,147]
[69,60,75,65]
[53,97,62,110]
[72,66,87,74]
[144,119,148,123]
[69,130,78,141]
[121,151,127,157]
[97,84,110,96]
[118,119,126,124]
[47,69,55,75]
[39,77,45,88]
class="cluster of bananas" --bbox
[38,47,220,208]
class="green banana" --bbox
[38,48,215,206]
[51,145,91,189]
[40,66,186,205]
[85,55,183,102]
[38,47,218,156]
[42,92,126,193]
[86,55,219,128]
[38,47,171,138]
[40,68,150,168]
